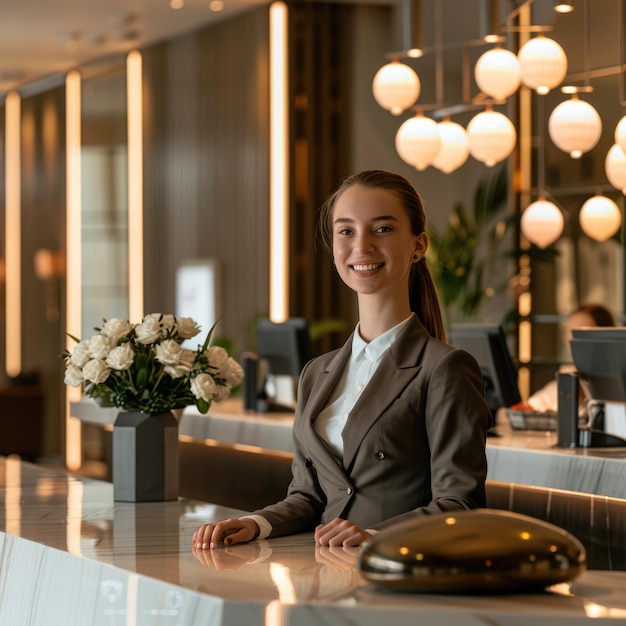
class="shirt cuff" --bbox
[240,514,273,540]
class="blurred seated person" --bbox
[527,303,616,414]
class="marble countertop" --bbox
[1,457,626,625]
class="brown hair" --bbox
[571,303,616,327]
[319,169,447,342]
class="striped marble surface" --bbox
[1,457,626,625]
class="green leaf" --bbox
[136,367,148,389]
[196,398,210,414]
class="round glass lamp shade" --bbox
[605,143,626,193]
[432,120,469,173]
[614,115,626,154]
[474,47,521,100]
[372,61,420,116]
[548,96,602,158]
[518,34,567,95]
[395,114,441,171]
[579,195,622,242]
[466,109,516,167]
[521,199,564,248]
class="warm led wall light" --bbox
[127,50,144,322]
[65,70,82,470]
[5,91,21,378]
[269,1,289,323]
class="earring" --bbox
[413,254,419,260]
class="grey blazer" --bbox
[250,315,491,537]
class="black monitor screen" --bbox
[255,318,313,377]
[570,328,626,402]
[449,323,521,412]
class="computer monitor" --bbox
[570,328,626,403]
[449,324,521,413]
[255,318,313,377]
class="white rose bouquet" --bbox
[62,314,244,414]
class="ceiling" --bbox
[1,0,410,99]
[0,0,272,96]
[0,1,616,101]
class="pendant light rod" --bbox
[583,0,591,88]
[537,93,546,193]
[561,0,593,93]
[504,0,534,23]
[618,0,626,106]
[402,0,423,57]
[481,0,501,42]
[435,0,443,104]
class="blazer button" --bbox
[346,487,353,495]
[374,450,385,460]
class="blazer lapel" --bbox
[301,338,352,425]
[341,316,430,471]
[298,338,353,467]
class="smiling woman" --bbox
[327,184,427,340]
[192,169,492,554]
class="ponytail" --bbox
[410,259,447,343]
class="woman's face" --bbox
[331,184,427,300]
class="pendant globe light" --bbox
[466,107,517,167]
[548,94,602,158]
[579,195,622,241]
[615,115,626,154]
[474,46,521,101]
[395,112,441,171]
[522,95,564,249]
[432,118,469,173]
[517,33,568,95]
[521,197,564,248]
[372,60,421,116]
[606,143,626,193]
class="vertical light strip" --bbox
[5,91,21,377]
[127,50,144,322]
[65,71,82,470]
[517,3,532,401]
[269,1,289,322]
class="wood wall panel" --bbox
[142,7,270,354]
[17,88,66,456]
[289,2,355,354]
[141,2,362,358]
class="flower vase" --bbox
[112,411,179,502]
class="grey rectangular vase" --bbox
[112,411,179,502]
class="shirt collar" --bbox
[351,314,414,363]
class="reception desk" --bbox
[73,398,626,501]
[2,457,626,625]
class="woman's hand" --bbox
[192,541,269,569]
[314,518,370,547]
[315,545,360,572]
[192,518,260,550]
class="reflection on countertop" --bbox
[2,457,626,625]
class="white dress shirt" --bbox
[313,315,412,458]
